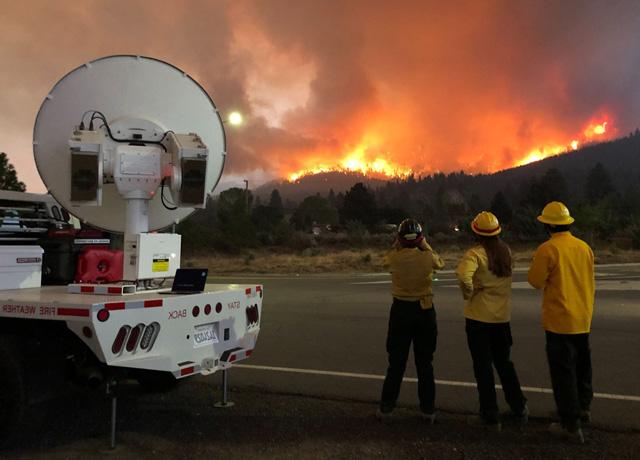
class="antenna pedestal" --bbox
[125,199,149,235]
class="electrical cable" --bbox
[160,178,178,210]
[159,130,175,143]
[80,109,103,128]
[82,110,168,152]
[162,181,177,207]
[78,110,181,211]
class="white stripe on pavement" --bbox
[233,363,640,402]
[352,280,640,291]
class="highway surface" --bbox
[211,264,640,430]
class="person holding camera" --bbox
[378,218,444,423]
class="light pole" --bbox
[244,179,249,211]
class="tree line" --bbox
[178,160,640,252]
[2,147,637,253]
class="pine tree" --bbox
[585,162,614,204]
[341,183,377,226]
[327,188,336,207]
[490,191,513,224]
[0,152,26,191]
[269,189,283,211]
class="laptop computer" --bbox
[162,268,208,294]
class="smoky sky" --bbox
[1,0,639,191]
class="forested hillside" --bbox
[183,132,640,253]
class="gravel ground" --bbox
[1,380,638,460]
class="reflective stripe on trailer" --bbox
[67,284,137,295]
[230,349,253,363]
[58,307,90,317]
[173,363,202,378]
[221,348,253,363]
[246,287,260,298]
[103,299,163,311]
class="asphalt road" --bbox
[210,264,640,430]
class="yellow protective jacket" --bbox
[528,231,595,334]
[456,245,512,323]
[384,243,445,309]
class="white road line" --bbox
[234,363,640,403]
[351,280,391,285]
[353,280,640,291]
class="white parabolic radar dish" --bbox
[33,55,226,233]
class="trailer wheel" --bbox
[0,336,31,446]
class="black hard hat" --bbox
[398,218,424,246]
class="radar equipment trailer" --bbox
[0,55,263,448]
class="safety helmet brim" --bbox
[537,215,574,225]
[400,234,424,246]
[471,221,501,236]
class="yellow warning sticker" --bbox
[152,258,169,272]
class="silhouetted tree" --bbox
[490,191,513,225]
[177,196,217,251]
[0,152,26,191]
[269,189,284,215]
[327,188,337,207]
[585,162,614,204]
[341,183,377,226]
[468,193,484,215]
[520,168,568,210]
[252,203,284,245]
[378,206,408,226]
[215,187,257,249]
[291,195,338,231]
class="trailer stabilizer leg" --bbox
[214,369,235,408]
[106,379,118,449]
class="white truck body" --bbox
[0,284,262,378]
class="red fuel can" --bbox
[75,248,123,283]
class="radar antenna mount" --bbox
[33,55,226,283]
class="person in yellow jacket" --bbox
[456,211,528,429]
[528,201,595,443]
[378,218,444,423]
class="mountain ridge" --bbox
[255,132,640,205]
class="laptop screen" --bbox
[171,268,208,293]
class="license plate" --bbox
[193,323,218,348]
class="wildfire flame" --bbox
[516,118,611,167]
[584,121,608,137]
[288,143,413,182]
[285,116,613,180]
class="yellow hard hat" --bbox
[537,201,574,225]
[471,211,501,236]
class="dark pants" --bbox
[465,318,527,422]
[545,331,593,430]
[380,299,437,413]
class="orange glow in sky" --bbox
[0,2,635,191]
[288,116,614,180]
